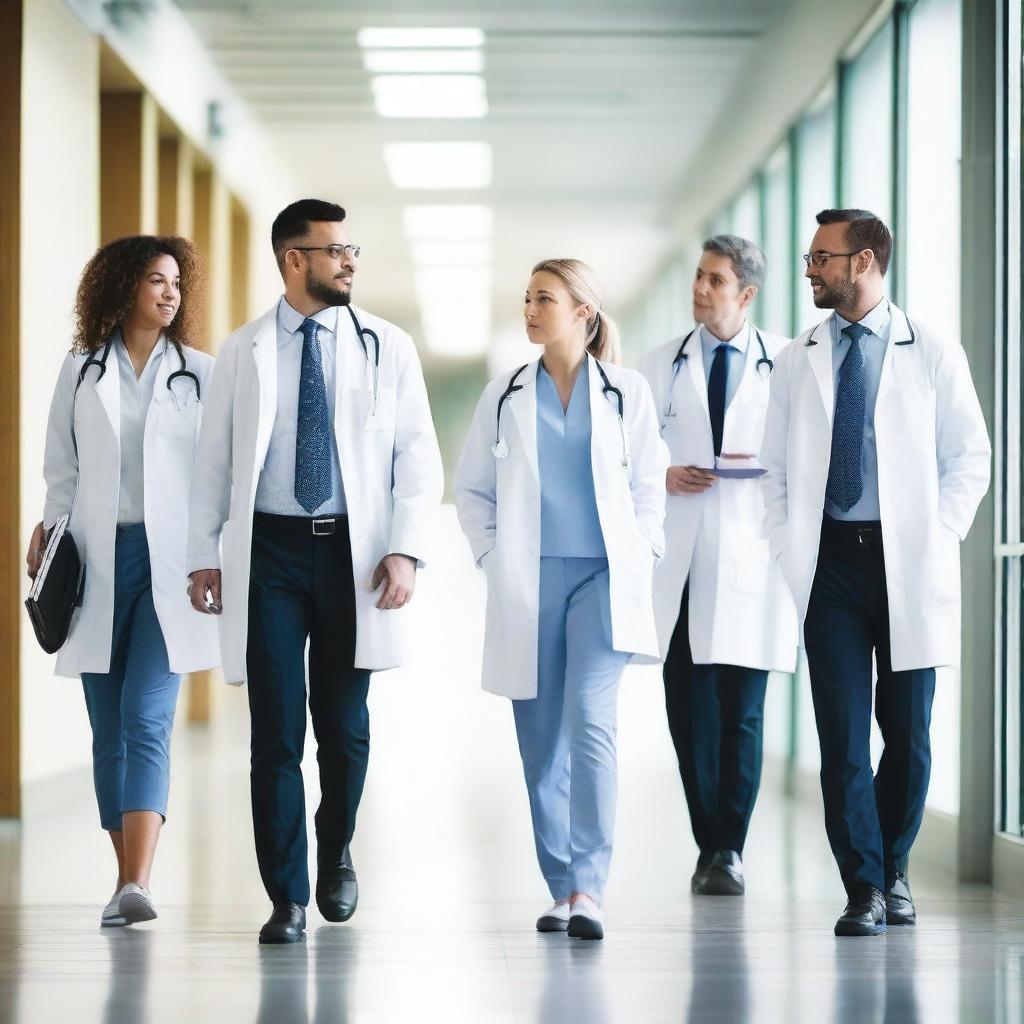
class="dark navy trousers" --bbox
[246,515,371,907]
[804,517,935,893]
[663,586,768,859]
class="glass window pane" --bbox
[762,143,793,336]
[794,91,837,334]
[840,19,895,226]
[905,0,961,336]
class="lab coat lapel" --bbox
[685,329,710,422]
[508,359,540,479]
[251,307,279,474]
[727,323,760,412]
[805,317,834,425]
[876,303,912,405]
[90,339,121,443]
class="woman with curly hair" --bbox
[26,235,220,928]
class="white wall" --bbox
[19,0,101,784]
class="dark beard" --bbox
[811,273,857,310]
[307,270,352,307]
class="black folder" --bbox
[24,515,86,654]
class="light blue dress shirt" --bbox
[824,299,891,522]
[114,332,166,525]
[700,322,750,412]
[254,297,347,516]
[537,361,606,558]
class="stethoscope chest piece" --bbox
[491,439,509,460]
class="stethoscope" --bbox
[78,335,201,409]
[346,305,381,415]
[660,325,773,430]
[804,304,918,348]
[491,356,631,468]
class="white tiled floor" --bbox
[1,509,1022,1022]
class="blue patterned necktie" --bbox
[826,322,868,512]
[294,318,332,514]
[708,343,730,457]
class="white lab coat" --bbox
[760,303,991,671]
[454,355,670,699]
[640,325,798,671]
[42,340,220,678]
[187,302,444,684]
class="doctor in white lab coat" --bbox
[641,235,797,899]
[455,258,668,941]
[28,236,219,930]
[761,208,990,937]
[187,199,443,945]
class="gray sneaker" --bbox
[694,850,745,895]
[100,891,126,928]
[117,883,158,925]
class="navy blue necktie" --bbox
[826,322,869,513]
[708,343,730,457]
[294,318,332,514]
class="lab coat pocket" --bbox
[724,523,771,594]
[156,400,200,441]
[356,386,397,432]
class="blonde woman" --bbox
[455,259,668,939]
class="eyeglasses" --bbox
[292,244,362,260]
[801,250,861,268]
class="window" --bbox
[839,19,895,227]
[794,89,838,334]
[761,143,793,337]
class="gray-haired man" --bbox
[640,236,798,897]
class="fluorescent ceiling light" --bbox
[384,143,491,189]
[362,49,484,74]
[358,28,485,49]
[415,267,491,358]
[372,75,487,118]
[403,204,492,241]
[410,239,491,265]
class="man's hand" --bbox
[189,568,223,614]
[26,521,46,580]
[666,465,716,496]
[371,554,417,610]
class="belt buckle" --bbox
[312,517,336,536]
[856,527,872,548]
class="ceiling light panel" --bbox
[371,75,487,118]
[403,205,493,241]
[362,50,484,74]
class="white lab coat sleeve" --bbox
[453,384,498,567]
[42,352,80,529]
[186,338,237,574]
[760,343,792,558]
[388,331,444,567]
[934,342,991,540]
[628,373,670,558]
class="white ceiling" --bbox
[174,0,789,360]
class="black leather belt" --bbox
[254,512,346,537]
[821,515,883,550]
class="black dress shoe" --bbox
[316,844,358,923]
[690,852,713,893]
[259,902,306,944]
[694,850,745,895]
[885,874,916,926]
[834,884,887,936]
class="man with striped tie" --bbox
[760,209,989,936]
[187,199,443,943]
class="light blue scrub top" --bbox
[537,361,606,558]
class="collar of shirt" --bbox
[277,296,340,342]
[699,321,749,363]
[832,298,891,345]
[113,330,168,377]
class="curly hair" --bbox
[72,235,204,353]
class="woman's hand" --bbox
[26,521,46,579]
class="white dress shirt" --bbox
[115,333,166,524]
[254,297,347,516]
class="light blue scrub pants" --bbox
[81,524,182,832]
[512,556,629,903]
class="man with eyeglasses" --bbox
[761,208,990,936]
[187,198,443,943]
